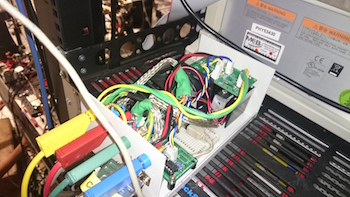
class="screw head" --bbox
[80,68,87,74]
[78,54,85,61]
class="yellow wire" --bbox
[145,111,154,140]
[110,103,127,124]
[21,151,45,197]
[97,70,248,120]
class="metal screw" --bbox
[78,54,85,61]
[59,70,66,79]
[170,175,176,184]
[66,98,71,105]
[80,67,87,74]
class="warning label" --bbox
[301,52,331,82]
[245,0,296,32]
[242,30,284,64]
[297,18,350,60]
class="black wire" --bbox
[180,0,350,114]
[179,0,257,60]
[275,72,350,113]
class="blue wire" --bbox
[15,0,53,129]
[217,55,232,62]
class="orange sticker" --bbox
[247,0,296,21]
[302,18,350,44]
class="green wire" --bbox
[104,71,249,119]
[49,179,69,197]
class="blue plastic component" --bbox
[85,154,151,197]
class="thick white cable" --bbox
[0,1,144,196]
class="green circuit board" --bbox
[163,143,197,185]
[191,58,257,96]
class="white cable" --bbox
[0,1,144,196]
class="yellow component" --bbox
[85,109,97,122]
[81,171,101,192]
[36,112,91,158]
[111,193,123,197]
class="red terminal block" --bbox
[112,74,124,83]
[56,125,108,169]
[307,162,314,168]
[302,167,309,174]
[287,186,295,193]
[298,173,305,179]
[98,79,109,89]
[131,67,142,76]
[119,72,133,83]
[125,69,137,80]
[105,77,116,85]
[91,82,103,93]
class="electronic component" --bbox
[163,143,197,190]
[165,144,178,162]
[56,125,108,169]
[190,57,257,96]
[84,154,151,197]
[175,127,219,156]
[165,160,179,175]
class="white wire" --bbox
[0,1,144,196]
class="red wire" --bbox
[43,162,62,197]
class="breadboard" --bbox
[174,127,220,155]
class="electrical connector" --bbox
[56,125,108,169]
[165,143,178,162]
[65,137,131,185]
[210,60,223,80]
[224,59,234,75]
[84,154,152,197]
[236,74,243,88]
[36,111,95,158]
[186,125,206,139]
[186,125,214,157]
[80,159,123,192]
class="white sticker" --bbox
[301,52,331,82]
[242,30,284,65]
[251,23,281,41]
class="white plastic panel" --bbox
[159,33,275,196]
[88,95,166,197]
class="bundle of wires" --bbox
[97,65,250,125]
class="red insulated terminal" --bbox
[302,167,309,174]
[239,150,246,156]
[259,129,267,136]
[307,162,314,168]
[91,82,103,93]
[262,124,272,132]
[98,79,109,89]
[287,186,295,193]
[125,69,137,80]
[105,77,116,85]
[119,72,133,83]
[112,74,124,83]
[298,173,305,179]
[282,192,289,197]
[251,139,257,145]
[125,111,132,121]
[311,156,318,163]
[256,135,262,141]
[56,125,108,169]
[131,67,142,76]
[233,155,240,161]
